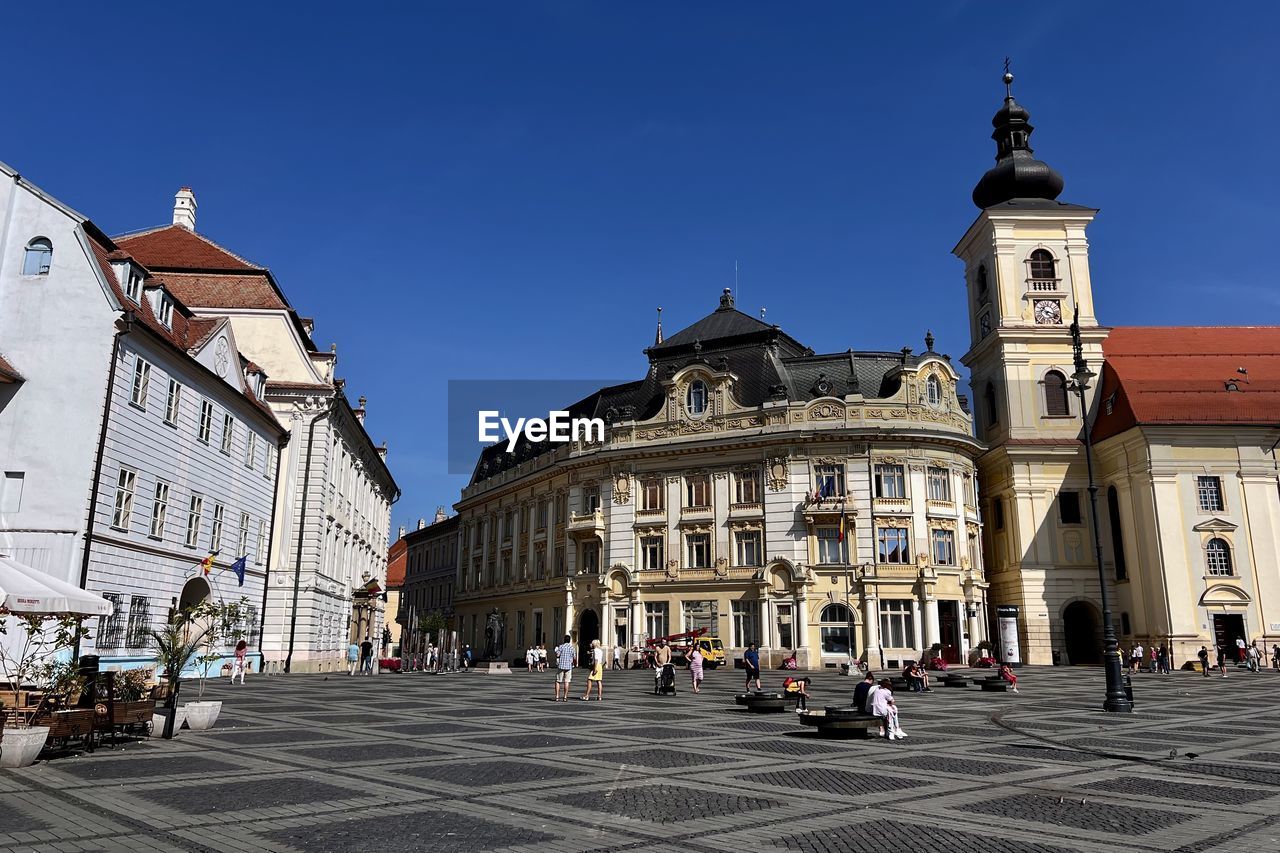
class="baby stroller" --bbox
[654,662,677,695]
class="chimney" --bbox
[433,505,448,524]
[417,518,426,530]
[354,395,367,425]
[376,441,387,460]
[173,187,197,231]
[397,525,406,540]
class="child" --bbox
[783,676,811,711]
[999,663,1019,692]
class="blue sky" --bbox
[4,3,1277,531]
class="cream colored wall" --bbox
[215,312,321,385]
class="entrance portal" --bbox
[938,601,961,664]
[1213,614,1246,661]
[1063,600,1103,665]
[578,608,600,665]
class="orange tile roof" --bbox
[0,354,22,383]
[116,224,262,271]
[1093,326,1280,441]
[386,538,407,588]
[153,271,288,311]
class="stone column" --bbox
[910,597,923,658]
[924,595,941,650]
[862,594,880,665]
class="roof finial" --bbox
[760,307,767,321]
[718,287,735,311]
[654,307,663,346]
[1003,57,1013,98]
[925,330,935,352]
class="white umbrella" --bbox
[0,555,113,616]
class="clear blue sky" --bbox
[5,3,1277,532]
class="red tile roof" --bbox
[386,538,407,588]
[0,354,22,383]
[153,271,288,311]
[1093,326,1280,442]
[115,224,263,271]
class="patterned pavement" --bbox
[2,664,1279,852]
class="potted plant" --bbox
[149,620,207,739]
[0,613,87,767]
[183,597,250,731]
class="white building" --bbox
[116,192,398,673]
[0,163,285,670]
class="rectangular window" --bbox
[644,602,668,640]
[130,358,151,409]
[211,504,226,551]
[732,600,761,647]
[164,379,183,426]
[537,500,549,528]
[931,528,955,565]
[244,431,257,469]
[641,535,665,570]
[124,596,151,649]
[582,486,600,513]
[111,468,136,527]
[1059,491,1082,525]
[775,602,793,650]
[735,469,760,504]
[266,443,276,479]
[685,532,710,568]
[238,512,250,557]
[535,547,546,578]
[256,519,267,565]
[580,541,600,573]
[877,526,910,564]
[927,467,952,502]
[149,480,170,539]
[1197,476,1224,512]
[125,269,143,303]
[221,414,234,455]
[97,593,124,648]
[552,606,565,641]
[816,527,844,564]
[198,400,213,443]
[964,475,976,507]
[879,599,916,648]
[814,463,845,498]
[1,472,24,514]
[641,478,664,511]
[613,605,628,648]
[185,494,204,548]
[682,599,717,635]
[874,464,905,499]
[685,475,710,508]
[735,530,762,567]
[157,295,173,328]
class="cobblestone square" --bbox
[2,666,1279,852]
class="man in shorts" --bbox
[553,634,577,702]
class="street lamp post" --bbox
[1070,308,1133,713]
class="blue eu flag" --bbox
[230,556,247,587]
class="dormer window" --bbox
[686,380,708,417]
[125,268,143,303]
[22,238,52,276]
[925,375,942,407]
[156,292,174,328]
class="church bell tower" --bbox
[957,70,1110,665]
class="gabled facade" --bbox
[116,192,399,672]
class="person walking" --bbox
[1247,641,1261,673]
[1215,643,1229,678]
[1236,636,1247,664]
[230,639,249,685]
[1157,644,1169,675]
[525,646,536,672]
[1131,643,1144,674]
[553,634,577,702]
[582,639,605,701]
[347,641,360,676]
[538,644,548,672]
[1198,645,1210,677]
[612,645,623,671]
[688,644,705,693]
[360,637,375,675]
[743,642,762,691]
[1273,644,1280,672]
[653,639,672,692]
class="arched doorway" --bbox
[1063,601,1103,665]
[578,608,599,666]
[178,576,211,613]
[818,603,855,659]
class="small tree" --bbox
[0,613,88,727]
[149,619,208,739]
[189,597,250,697]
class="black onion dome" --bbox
[971,72,1065,209]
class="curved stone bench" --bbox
[735,691,787,713]
[798,707,881,738]
[942,675,970,688]
[979,677,1009,692]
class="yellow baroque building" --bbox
[453,289,989,671]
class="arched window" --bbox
[1205,538,1233,576]
[1029,249,1056,280]
[984,382,999,428]
[686,380,708,417]
[1107,486,1127,581]
[819,603,852,656]
[1044,370,1070,416]
[976,264,988,295]
[22,237,52,276]
[925,375,942,407]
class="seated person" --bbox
[902,663,925,693]
[999,663,1019,693]
[783,676,811,711]
[781,650,798,670]
[852,671,876,713]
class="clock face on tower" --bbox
[1034,300,1062,325]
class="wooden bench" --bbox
[734,691,787,713]
[798,706,882,739]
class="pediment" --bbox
[1192,517,1237,533]
[1199,583,1252,606]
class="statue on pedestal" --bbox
[482,608,505,660]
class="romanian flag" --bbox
[837,507,847,543]
[199,552,218,576]
[362,578,382,595]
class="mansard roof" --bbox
[1092,326,1280,442]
